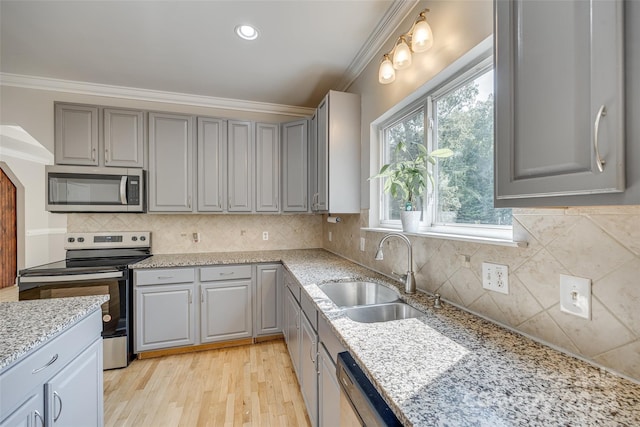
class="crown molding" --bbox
[335,0,419,91]
[0,73,315,117]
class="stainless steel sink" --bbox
[318,281,399,307]
[345,302,424,323]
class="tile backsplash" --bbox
[68,213,322,253]
[323,207,640,382]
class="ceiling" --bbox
[0,1,415,109]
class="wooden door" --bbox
[0,169,17,288]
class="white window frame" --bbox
[372,38,513,242]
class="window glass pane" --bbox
[435,69,512,226]
[382,109,424,221]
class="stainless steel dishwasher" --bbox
[336,352,402,427]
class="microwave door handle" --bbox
[120,176,128,204]
[19,271,124,283]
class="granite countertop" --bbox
[0,295,108,372]
[131,249,640,426]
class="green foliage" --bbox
[370,140,452,211]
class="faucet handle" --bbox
[434,293,442,309]
[391,271,407,281]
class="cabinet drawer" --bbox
[0,310,101,417]
[200,265,252,282]
[301,292,317,331]
[318,315,346,364]
[285,274,301,303]
[135,268,195,286]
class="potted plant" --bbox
[370,140,453,232]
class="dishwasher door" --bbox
[336,352,402,427]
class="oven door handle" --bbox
[19,271,124,283]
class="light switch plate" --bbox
[482,262,509,294]
[560,274,591,319]
[328,231,332,242]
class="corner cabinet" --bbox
[282,119,309,212]
[148,112,195,212]
[310,90,361,214]
[494,0,625,207]
[255,264,282,336]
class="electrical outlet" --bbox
[360,237,365,252]
[328,231,332,242]
[262,231,268,241]
[482,262,509,294]
[560,274,591,319]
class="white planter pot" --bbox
[400,211,421,233]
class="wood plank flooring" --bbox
[104,339,311,427]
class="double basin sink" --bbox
[318,281,424,323]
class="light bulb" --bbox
[392,36,412,70]
[411,19,433,52]
[378,55,395,84]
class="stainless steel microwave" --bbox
[46,165,145,212]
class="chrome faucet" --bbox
[374,232,416,294]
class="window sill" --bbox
[361,227,528,248]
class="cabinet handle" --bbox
[201,289,204,303]
[32,354,58,374]
[594,104,607,173]
[105,148,110,162]
[188,290,192,304]
[157,276,174,280]
[53,391,63,422]
[34,410,44,427]
[188,196,192,209]
[91,147,96,162]
[219,272,234,276]
[309,340,316,364]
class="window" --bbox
[377,56,512,236]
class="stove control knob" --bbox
[132,236,138,241]
[140,236,146,241]
[68,237,75,243]
[78,237,85,243]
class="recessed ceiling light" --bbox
[235,24,258,41]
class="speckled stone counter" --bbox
[0,295,108,371]
[131,249,640,426]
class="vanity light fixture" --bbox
[235,24,259,40]
[378,9,434,84]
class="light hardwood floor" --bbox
[104,340,311,427]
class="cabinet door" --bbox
[54,103,99,166]
[135,283,196,352]
[0,393,43,427]
[256,264,282,336]
[104,108,144,168]
[315,97,329,212]
[256,123,280,212]
[197,117,226,212]
[318,344,340,427]
[284,288,301,377]
[45,338,103,427]
[308,113,318,211]
[300,313,318,427]
[148,112,194,212]
[200,280,252,343]
[282,119,309,212]
[495,0,624,206]
[228,120,254,212]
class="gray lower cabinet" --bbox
[0,310,103,427]
[255,264,282,336]
[54,103,99,166]
[228,120,254,212]
[300,312,318,427]
[282,119,309,212]
[45,339,103,426]
[284,284,302,377]
[148,112,195,212]
[197,117,227,212]
[256,123,280,212]
[200,279,253,343]
[103,108,145,168]
[495,0,625,206]
[318,344,340,427]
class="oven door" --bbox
[19,270,132,370]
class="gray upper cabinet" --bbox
[495,0,625,207]
[227,120,254,212]
[282,119,309,212]
[148,112,194,212]
[311,91,361,214]
[197,117,227,212]
[103,108,144,168]
[55,103,99,166]
[256,123,280,212]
